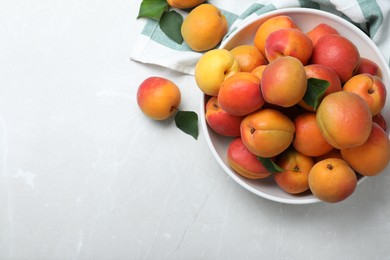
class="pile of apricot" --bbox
[198,15,390,203]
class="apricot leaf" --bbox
[159,10,183,44]
[257,157,284,173]
[303,78,330,110]
[137,0,169,21]
[175,111,199,140]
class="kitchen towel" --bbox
[130,0,390,75]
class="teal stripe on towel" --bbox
[238,3,266,19]
[357,0,383,37]
[297,0,320,9]
[255,4,277,16]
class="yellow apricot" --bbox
[167,0,205,9]
[181,4,228,52]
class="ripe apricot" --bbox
[261,56,307,107]
[227,138,271,179]
[316,91,372,149]
[265,28,313,65]
[341,123,390,176]
[167,0,205,9]
[293,112,334,157]
[306,23,339,46]
[311,34,360,83]
[181,4,228,52]
[230,45,267,73]
[137,77,181,120]
[298,64,342,111]
[356,57,381,77]
[343,73,387,116]
[274,148,314,194]
[218,72,264,116]
[308,158,357,203]
[251,65,267,80]
[253,15,299,57]
[205,97,244,137]
[240,108,295,158]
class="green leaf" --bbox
[302,78,330,111]
[175,110,199,140]
[159,10,184,44]
[257,157,284,173]
[137,0,169,21]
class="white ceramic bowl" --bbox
[200,8,390,204]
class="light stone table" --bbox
[1,0,390,259]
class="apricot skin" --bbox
[306,23,339,46]
[205,97,244,137]
[240,108,295,158]
[261,56,307,107]
[227,138,271,179]
[265,28,313,65]
[343,73,387,116]
[308,158,357,203]
[167,0,205,9]
[253,15,298,57]
[181,4,228,52]
[341,123,390,177]
[311,34,360,83]
[274,148,314,194]
[137,77,181,120]
[316,91,372,149]
[218,72,264,116]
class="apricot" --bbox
[137,77,181,120]
[343,73,387,116]
[227,138,271,179]
[195,49,240,96]
[265,28,313,65]
[298,64,342,111]
[218,72,264,116]
[261,56,307,107]
[205,97,244,137]
[251,65,267,80]
[240,108,295,158]
[316,91,372,149]
[167,0,205,9]
[181,4,228,52]
[253,15,299,57]
[311,34,360,83]
[274,148,314,194]
[341,123,390,176]
[308,158,357,203]
[356,57,381,77]
[230,45,267,73]
[306,23,339,46]
[293,112,334,157]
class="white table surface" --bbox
[1,1,390,259]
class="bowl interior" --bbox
[200,8,390,204]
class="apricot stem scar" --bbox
[327,164,333,170]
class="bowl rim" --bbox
[200,7,389,204]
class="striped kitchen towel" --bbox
[130,0,390,75]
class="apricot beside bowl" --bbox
[200,8,390,204]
